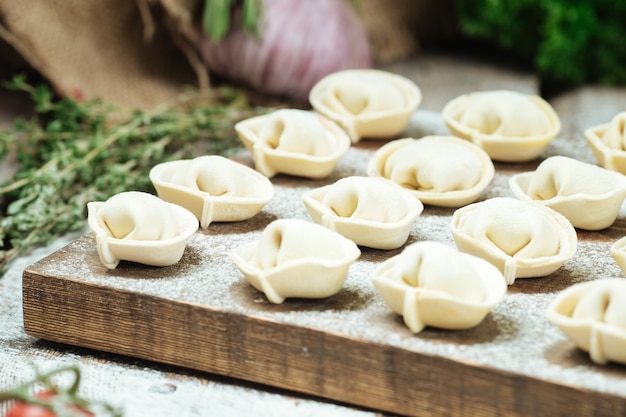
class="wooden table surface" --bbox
[2,49,626,417]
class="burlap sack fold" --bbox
[0,0,202,110]
[0,0,456,110]
[359,0,458,63]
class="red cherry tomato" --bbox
[5,401,56,417]
[5,391,93,417]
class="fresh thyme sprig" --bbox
[0,74,265,275]
[0,363,122,416]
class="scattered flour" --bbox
[3,63,626,417]
[25,133,626,403]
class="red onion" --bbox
[198,0,372,102]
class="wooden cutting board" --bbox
[22,142,626,417]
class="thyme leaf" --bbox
[0,75,266,275]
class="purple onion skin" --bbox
[199,0,372,102]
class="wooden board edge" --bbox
[22,268,626,417]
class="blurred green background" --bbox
[455,0,626,89]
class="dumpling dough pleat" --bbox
[601,112,626,150]
[368,136,495,208]
[459,90,551,137]
[509,155,626,230]
[525,156,624,200]
[230,219,360,304]
[392,242,485,303]
[302,176,423,250]
[309,69,422,142]
[453,198,577,284]
[166,156,264,198]
[257,109,334,156]
[372,241,506,333]
[572,282,626,330]
[461,200,561,259]
[98,192,184,241]
[324,77,406,117]
[88,191,199,269]
[321,177,414,223]
[381,140,483,192]
[548,278,626,365]
[235,108,351,179]
[253,219,351,270]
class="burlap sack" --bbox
[0,0,203,110]
[359,0,458,63]
[0,0,456,110]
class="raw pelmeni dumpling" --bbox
[442,90,561,162]
[150,155,274,228]
[585,112,626,174]
[309,69,422,143]
[451,197,577,285]
[599,111,626,149]
[609,237,626,277]
[509,155,626,230]
[87,191,199,269]
[367,136,494,207]
[302,176,424,249]
[229,219,360,304]
[234,108,350,179]
[372,241,507,333]
[547,278,626,365]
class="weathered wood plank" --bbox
[21,228,626,417]
[10,51,626,417]
[21,128,626,416]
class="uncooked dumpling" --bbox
[150,155,274,228]
[547,278,626,365]
[87,191,199,269]
[509,155,626,230]
[585,112,626,174]
[372,241,507,333]
[442,90,561,162]
[609,236,626,277]
[599,112,626,149]
[309,69,422,143]
[234,108,350,179]
[451,197,577,284]
[302,176,424,249]
[367,136,494,207]
[229,219,360,304]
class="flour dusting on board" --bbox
[30,129,626,398]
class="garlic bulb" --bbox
[198,0,372,101]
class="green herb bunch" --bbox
[455,0,626,88]
[0,75,263,275]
